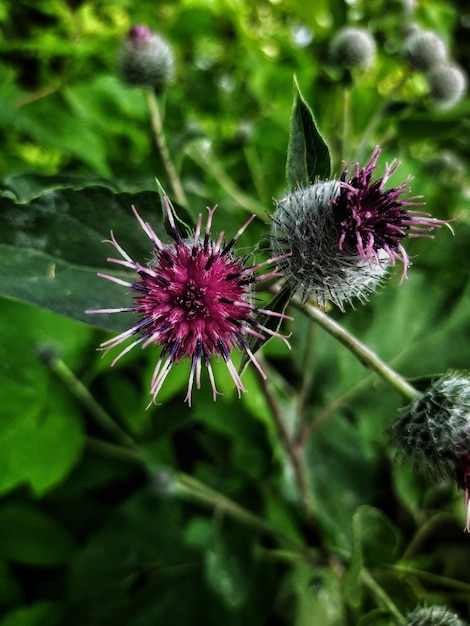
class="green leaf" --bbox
[286,76,331,190]
[344,506,402,609]
[0,503,76,565]
[0,184,171,331]
[0,299,86,496]
[278,563,345,626]
[0,601,65,626]
[186,516,251,610]
[0,561,24,612]
[304,413,377,551]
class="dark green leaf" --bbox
[0,601,66,626]
[279,563,345,626]
[344,506,402,609]
[0,299,86,496]
[0,185,173,331]
[286,76,331,190]
[0,503,76,565]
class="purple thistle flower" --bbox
[88,199,290,406]
[335,147,449,280]
[271,147,450,309]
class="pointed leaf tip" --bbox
[286,77,331,190]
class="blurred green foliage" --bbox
[1,0,470,624]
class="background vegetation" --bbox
[1,0,469,624]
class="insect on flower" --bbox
[87,199,291,406]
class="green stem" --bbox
[85,436,143,465]
[292,295,420,402]
[174,473,316,560]
[298,367,383,445]
[362,569,406,623]
[46,356,139,450]
[187,142,268,219]
[146,89,188,209]
[382,564,470,594]
[296,320,317,429]
[77,427,315,560]
[255,356,315,518]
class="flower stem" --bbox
[146,88,188,209]
[291,295,420,402]
[42,368,313,559]
[186,142,268,219]
[174,472,315,558]
[381,564,470,594]
[44,355,139,451]
[85,436,142,465]
[255,356,315,518]
[362,569,406,623]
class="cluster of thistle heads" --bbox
[329,20,467,110]
[88,24,470,551]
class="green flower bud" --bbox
[329,26,376,70]
[391,371,470,531]
[117,25,174,93]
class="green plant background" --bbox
[1,0,470,624]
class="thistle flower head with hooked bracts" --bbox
[88,200,290,406]
[271,147,450,310]
[391,371,470,531]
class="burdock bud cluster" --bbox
[329,26,376,70]
[117,25,175,93]
[405,605,468,626]
[391,371,470,531]
[403,28,467,109]
[270,147,448,311]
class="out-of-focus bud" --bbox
[329,26,376,70]
[427,63,468,109]
[405,604,468,626]
[403,29,448,71]
[117,25,175,94]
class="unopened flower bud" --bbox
[405,605,468,626]
[270,147,448,310]
[117,25,175,93]
[427,63,468,109]
[391,371,470,531]
[329,26,376,70]
[403,30,448,71]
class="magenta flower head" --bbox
[391,372,470,531]
[87,199,290,406]
[271,147,449,310]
